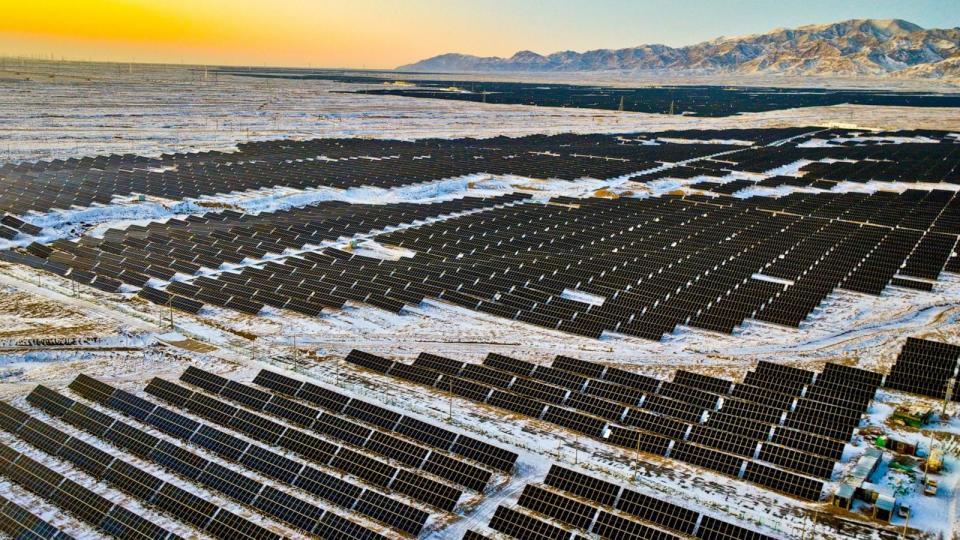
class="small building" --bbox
[885,436,918,456]
[874,494,896,522]
[832,448,883,511]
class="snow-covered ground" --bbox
[1,60,959,163]
[2,60,960,539]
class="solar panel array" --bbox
[346,349,885,501]
[4,193,528,308]
[27,380,402,539]
[0,133,734,216]
[476,465,774,540]
[884,337,960,400]
[0,492,75,540]
[2,129,957,342]
[0,400,197,540]
[249,364,518,475]
[235,188,960,340]
[0,366,521,539]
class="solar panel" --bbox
[181,365,228,394]
[104,421,160,458]
[423,452,490,493]
[395,416,456,449]
[484,353,537,376]
[0,493,72,540]
[153,483,217,528]
[542,406,607,437]
[205,508,282,540]
[53,376,397,537]
[487,390,546,418]
[343,400,401,431]
[103,459,163,501]
[616,488,699,535]
[413,352,464,375]
[552,355,606,378]
[68,374,115,404]
[18,418,68,456]
[670,442,744,477]
[313,413,372,447]
[252,485,324,532]
[345,350,394,373]
[593,510,680,540]
[314,510,387,540]
[696,515,775,540]
[278,429,337,465]
[758,444,835,479]
[0,437,179,540]
[450,435,518,473]
[392,469,462,512]
[222,380,272,410]
[544,465,619,507]
[517,484,596,530]
[239,445,302,484]
[57,437,114,477]
[330,447,396,488]
[197,461,261,505]
[48,479,112,528]
[742,462,824,501]
[0,401,30,433]
[145,406,199,440]
[293,466,362,508]
[389,362,443,386]
[252,369,304,398]
[144,378,193,408]
[353,490,429,536]
[488,505,572,540]
[364,431,428,468]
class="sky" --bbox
[1,0,958,69]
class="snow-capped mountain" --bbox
[398,19,960,79]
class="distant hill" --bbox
[398,19,960,79]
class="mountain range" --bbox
[398,19,960,79]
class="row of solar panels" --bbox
[468,465,773,540]
[884,337,960,401]
[753,188,960,234]
[343,350,881,502]
[727,140,960,184]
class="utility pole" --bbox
[618,96,625,112]
[942,377,955,417]
[669,100,675,115]
[901,504,910,539]
[447,378,453,421]
[633,432,641,480]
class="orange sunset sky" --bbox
[1,0,957,69]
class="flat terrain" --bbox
[0,60,959,540]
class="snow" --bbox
[3,61,960,539]
[656,137,755,146]
[798,135,941,147]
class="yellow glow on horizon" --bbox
[0,0,498,68]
